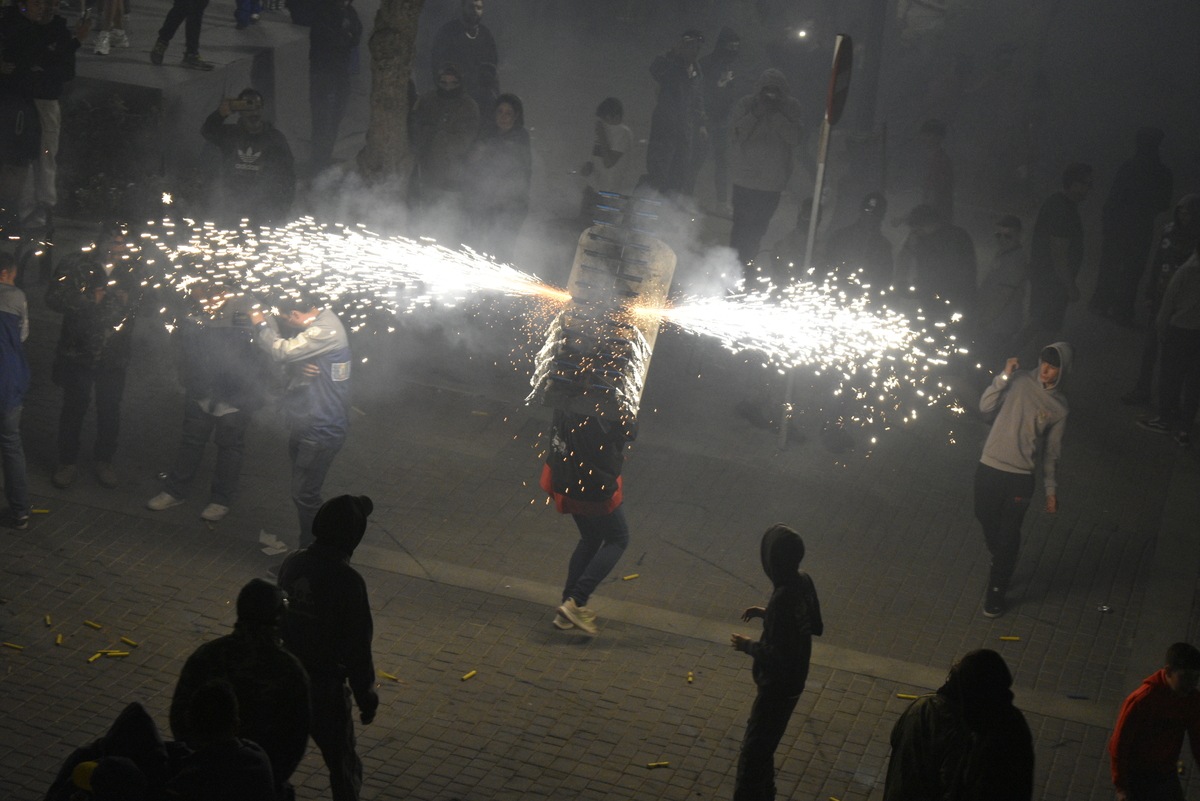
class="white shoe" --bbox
[557,598,597,635]
[552,611,574,630]
[94,31,111,55]
[200,503,230,522]
[146,491,184,511]
[110,28,130,48]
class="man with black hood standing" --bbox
[430,0,498,130]
[409,63,479,241]
[730,524,823,801]
[824,192,893,287]
[692,27,740,206]
[278,494,379,801]
[644,29,707,198]
[883,649,1033,801]
[308,0,362,173]
[201,89,296,227]
[974,342,1072,618]
[1090,127,1173,325]
[169,578,311,801]
[1025,163,1091,344]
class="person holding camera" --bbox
[201,89,296,227]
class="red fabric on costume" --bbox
[540,463,622,516]
[1109,668,1200,790]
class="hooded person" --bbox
[730,524,823,801]
[883,649,1033,801]
[975,342,1072,618]
[823,191,894,286]
[643,29,707,196]
[277,494,378,801]
[728,68,805,285]
[409,61,480,239]
[168,578,311,800]
[46,702,172,801]
[692,26,741,202]
[463,92,532,264]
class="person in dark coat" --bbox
[45,221,143,490]
[464,93,531,264]
[543,410,637,636]
[1024,163,1092,344]
[409,62,479,242]
[883,649,1033,801]
[644,29,707,197]
[691,26,741,203]
[0,252,29,530]
[46,702,173,801]
[730,524,823,801]
[278,494,379,801]
[824,192,893,287]
[897,203,977,314]
[1090,127,1174,325]
[308,0,362,173]
[430,0,498,131]
[201,89,296,227]
[169,579,310,800]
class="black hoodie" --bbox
[747,525,823,695]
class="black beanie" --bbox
[236,578,286,626]
[312,495,374,551]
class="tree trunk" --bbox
[357,0,425,184]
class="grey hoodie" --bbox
[729,69,805,193]
[978,342,1072,494]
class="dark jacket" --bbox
[542,410,636,515]
[46,702,174,801]
[1101,138,1173,259]
[1030,191,1083,288]
[201,112,296,223]
[178,297,268,412]
[164,738,276,801]
[747,525,822,695]
[649,51,706,139]
[430,15,498,115]
[45,249,142,372]
[697,27,741,126]
[255,308,351,443]
[0,7,79,100]
[169,624,311,793]
[1148,195,1200,305]
[410,88,480,191]
[903,222,977,309]
[0,283,29,414]
[825,217,894,286]
[309,0,361,74]
[277,523,376,712]
[465,125,532,216]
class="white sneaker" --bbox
[110,28,130,48]
[94,31,110,55]
[557,598,597,635]
[200,503,230,522]
[552,611,574,630]
[146,491,184,511]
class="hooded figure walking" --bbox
[975,343,1072,618]
[730,524,823,801]
[278,494,379,801]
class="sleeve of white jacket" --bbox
[256,317,342,364]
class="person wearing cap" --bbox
[278,494,379,801]
[974,342,1072,618]
[644,29,708,197]
[169,578,311,800]
[45,221,143,490]
[823,191,894,287]
[976,215,1028,371]
[883,649,1032,800]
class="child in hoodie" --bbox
[974,343,1071,618]
[1109,642,1200,801]
[730,524,823,801]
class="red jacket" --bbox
[1109,669,1200,790]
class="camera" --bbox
[228,99,259,112]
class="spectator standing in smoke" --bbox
[0,0,51,236]
[824,192,893,287]
[0,252,30,530]
[169,579,310,801]
[883,649,1033,801]
[430,0,498,131]
[896,203,976,313]
[730,524,822,801]
[202,90,296,227]
[543,410,636,636]
[1024,163,1092,344]
[251,294,352,550]
[46,221,142,490]
[1139,246,1200,447]
[146,284,266,522]
[692,26,741,207]
[729,68,804,288]
[308,0,362,173]
[409,63,479,241]
[464,93,531,264]
[150,0,217,70]
[1091,127,1173,325]
[918,119,954,223]
[976,215,1028,371]
[974,343,1071,618]
[579,97,632,217]
[278,494,379,801]
[1124,195,1200,406]
[1109,642,1200,801]
[644,29,706,198]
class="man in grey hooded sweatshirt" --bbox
[974,343,1072,618]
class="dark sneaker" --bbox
[1137,417,1171,435]
[181,52,215,70]
[1120,389,1151,406]
[1175,430,1192,448]
[150,38,167,65]
[3,512,28,530]
[983,587,1006,618]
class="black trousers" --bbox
[1156,325,1200,429]
[310,68,350,171]
[158,0,210,54]
[733,686,800,801]
[56,365,126,465]
[973,462,1035,590]
[309,679,362,801]
[730,184,781,284]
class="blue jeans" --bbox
[562,505,629,606]
[162,402,251,507]
[1,405,30,518]
[289,433,345,549]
